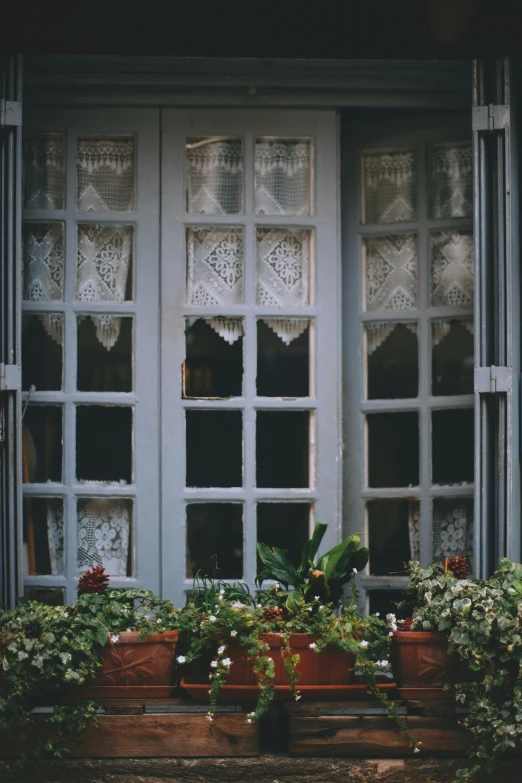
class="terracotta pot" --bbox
[77,629,179,698]
[391,630,452,688]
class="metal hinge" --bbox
[474,365,512,393]
[472,104,510,131]
[0,100,22,128]
[0,363,21,391]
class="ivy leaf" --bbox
[511,580,522,595]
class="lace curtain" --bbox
[46,499,65,575]
[186,138,243,215]
[23,134,65,210]
[76,499,131,577]
[430,145,473,219]
[431,230,474,308]
[23,222,65,345]
[255,140,311,216]
[363,151,416,224]
[408,499,474,570]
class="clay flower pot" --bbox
[77,629,179,698]
[392,630,451,688]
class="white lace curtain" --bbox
[363,151,416,224]
[408,500,474,570]
[430,145,473,219]
[77,138,134,212]
[186,138,243,215]
[255,140,311,216]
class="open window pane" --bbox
[368,499,415,576]
[432,409,474,485]
[257,503,310,570]
[363,234,417,311]
[432,319,474,396]
[184,318,243,398]
[186,410,243,487]
[256,411,310,488]
[366,322,418,399]
[22,314,63,391]
[76,406,132,484]
[367,412,419,488]
[186,503,243,579]
[362,150,416,224]
[23,587,65,605]
[255,139,311,216]
[77,223,134,304]
[23,221,64,302]
[23,133,65,210]
[368,590,406,618]
[23,497,64,576]
[77,137,135,212]
[77,497,133,576]
[257,319,310,397]
[23,406,63,483]
[77,315,133,392]
[433,497,474,570]
[186,138,243,215]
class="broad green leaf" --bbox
[256,542,299,587]
[317,533,362,580]
[297,522,327,577]
[285,590,303,614]
[512,579,522,595]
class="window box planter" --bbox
[391,631,451,696]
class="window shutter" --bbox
[473,57,521,575]
[0,55,23,607]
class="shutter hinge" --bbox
[474,366,512,393]
[0,363,21,391]
[0,100,22,128]
[472,104,509,131]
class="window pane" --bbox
[23,497,64,575]
[22,314,63,391]
[76,406,132,483]
[432,319,474,396]
[257,503,310,570]
[366,322,418,399]
[186,411,243,488]
[77,137,135,212]
[256,411,310,488]
[23,406,62,483]
[433,498,474,570]
[429,144,472,219]
[432,409,474,485]
[257,319,310,397]
[186,226,244,306]
[23,587,65,605]
[23,133,65,210]
[77,497,133,576]
[430,230,473,308]
[368,590,406,618]
[364,234,417,311]
[367,412,419,488]
[362,150,416,224]
[186,138,243,215]
[77,223,133,305]
[186,503,243,579]
[77,315,132,392]
[368,499,415,576]
[256,228,311,307]
[23,221,64,302]
[255,139,311,216]
[184,319,243,398]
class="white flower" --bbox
[309,642,317,649]
[386,613,396,621]
[275,583,280,590]
[110,635,119,644]
[352,568,358,574]
[360,640,369,648]
[307,606,312,612]
[127,627,132,632]
[157,619,162,624]
[209,673,213,680]
[231,601,246,610]
[209,615,217,622]
[314,596,320,601]
[295,694,302,701]
[230,630,237,637]
[256,603,262,609]
[249,712,256,717]
[389,631,394,636]
[222,657,232,667]
[206,715,213,722]
[319,605,324,610]
[374,612,380,617]
[219,589,225,595]
[267,657,273,663]
[177,655,186,664]
[217,594,223,600]
[210,660,218,668]
[414,747,420,753]
[247,718,252,723]
[376,660,390,669]
[218,645,226,655]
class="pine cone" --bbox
[263,606,284,623]
[445,556,469,579]
[78,566,110,595]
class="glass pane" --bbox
[256,411,310,488]
[364,234,417,311]
[23,497,64,575]
[362,150,416,224]
[367,412,419,488]
[22,314,63,391]
[184,319,243,398]
[256,227,311,307]
[257,503,310,570]
[77,497,133,576]
[77,224,133,305]
[186,226,244,306]
[368,590,406,618]
[257,319,310,397]
[76,406,132,484]
[186,503,243,579]
[23,406,62,483]
[255,139,311,216]
[366,322,418,399]
[432,409,474,485]
[430,144,472,219]
[430,230,473,308]
[23,221,64,302]
[432,319,474,396]
[186,411,242,487]
[23,133,65,210]
[186,138,243,215]
[77,137,135,212]
[23,587,65,605]
[433,498,474,569]
[77,316,132,392]
[368,499,416,576]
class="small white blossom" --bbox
[177,655,186,664]
[267,657,273,663]
[247,718,252,723]
[219,589,225,595]
[307,606,313,612]
[249,712,255,717]
[352,568,358,574]
[275,583,280,590]
[210,660,218,668]
[209,615,217,622]
[314,596,320,601]
[230,630,237,637]
[309,642,317,649]
[127,627,132,632]
[256,603,262,608]
[295,694,302,701]
[231,601,246,610]
[222,657,232,667]
[110,634,119,644]
[389,631,394,636]
[206,715,213,722]
[157,619,162,624]
[319,605,324,610]
[218,645,226,655]
[414,747,420,753]
[374,612,380,617]
[209,673,213,680]
[360,640,369,648]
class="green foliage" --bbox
[401,559,522,781]
[256,522,369,607]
